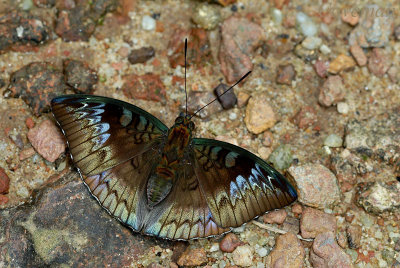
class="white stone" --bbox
[232,245,253,267]
[319,44,331,54]
[337,102,349,114]
[296,12,318,37]
[142,15,156,31]
[302,36,322,50]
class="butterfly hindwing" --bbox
[143,163,230,240]
[51,95,168,176]
[82,149,158,231]
[192,138,298,228]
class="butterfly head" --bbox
[174,112,195,132]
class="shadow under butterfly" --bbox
[51,40,298,240]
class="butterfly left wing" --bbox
[142,164,230,240]
[192,138,298,228]
[51,95,168,176]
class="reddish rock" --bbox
[288,164,340,208]
[5,62,69,115]
[318,75,345,107]
[350,44,367,66]
[25,117,35,129]
[0,167,10,194]
[314,60,329,78]
[281,216,300,235]
[122,73,166,103]
[245,93,277,134]
[219,16,264,83]
[63,59,98,94]
[262,131,273,147]
[292,106,318,129]
[292,203,303,215]
[367,48,391,77]
[346,224,362,249]
[310,232,353,268]
[300,207,337,239]
[328,54,356,74]
[276,64,296,85]
[0,12,50,54]
[177,247,207,266]
[266,232,305,268]
[0,194,8,205]
[219,233,242,253]
[263,209,287,224]
[27,120,66,162]
[128,47,155,64]
[19,147,36,161]
[273,0,290,9]
[168,28,212,68]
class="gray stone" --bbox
[0,172,173,267]
[268,144,293,170]
[357,181,400,214]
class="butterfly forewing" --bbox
[192,138,298,228]
[51,95,168,176]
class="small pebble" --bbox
[267,144,293,170]
[367,48,391,77]
[300,207,337,238]
[245,94,277,134]
[27,120,66,162]
[318,75,345,107]
[237,91,250,108]
[257,247,268,258]
[142,15,156,31]
[232,245,253,267]
[328,54,356,74]
[337,102,349,114]
[192,3,221,30]
[301,36,322,50]
[311,232,353,267]
[0,167,10,194]
[296,12,318,37]
[258,146,271,160]
[267,233,305,267]
[319,44,331,54]
[214,83,237,109]
[276,64,296,85]
[341,11,359,26]
[350,44,367,66]
[324,134,343,148]
[271,8,282,24]
[0,194,8,205]
[177,247,207,266]
[219,233,241,253]
[292,203,303,215]
[128,47,155,64]
[17,186,30,198]
[263,209,287,224]
[228,112,237,120]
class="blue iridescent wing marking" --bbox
[192,138,298,228]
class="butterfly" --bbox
[51,42,297,241]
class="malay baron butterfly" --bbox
[51,40,297,240]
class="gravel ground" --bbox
[0,0,399,267]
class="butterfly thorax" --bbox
[146,115,194,208]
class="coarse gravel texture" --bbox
[0,0,399,267]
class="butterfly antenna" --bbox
[184,38,188,116]
[190,71,252,119]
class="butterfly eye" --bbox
[188,121,195,130]
[175,116,184,124]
